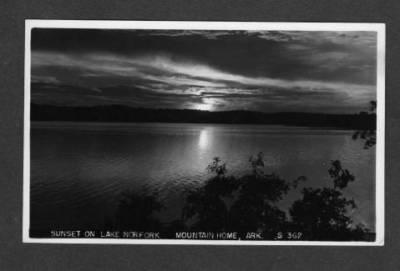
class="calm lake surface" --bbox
[30,122,375,232]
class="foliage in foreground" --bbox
[113,153,371,241]
[182,154,369,240]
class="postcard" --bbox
[23,20,385,245]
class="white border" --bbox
[23,20,385,246]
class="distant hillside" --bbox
[30,104,376,130]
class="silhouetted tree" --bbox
[249,152,265,176]
[329,160,355,189]
[353,101,377,149]
[183,155,290,236]
[182,155,370,241]
[289,160,369,241]
[206,157,227,177]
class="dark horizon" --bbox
[31,29,377,114]
[31,101,377,115]
[31,103,376,130]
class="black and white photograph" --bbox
[23,21,385,245]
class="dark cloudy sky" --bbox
[31,28,377,113]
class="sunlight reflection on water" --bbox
[198,128,210,149]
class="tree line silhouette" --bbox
[31,104,376,130]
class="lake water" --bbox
[30,122,375,233]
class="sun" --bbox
[195,103,213,111]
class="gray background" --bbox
[0,0,399,270]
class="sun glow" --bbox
[195,103,213,111]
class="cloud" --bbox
[31,75,60,84]
[136,29,377,49]
[32,51,374,94]
[251,31,376,48]
[32,29,377,84]
[30,28,377,113]
[136,30,236,39]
